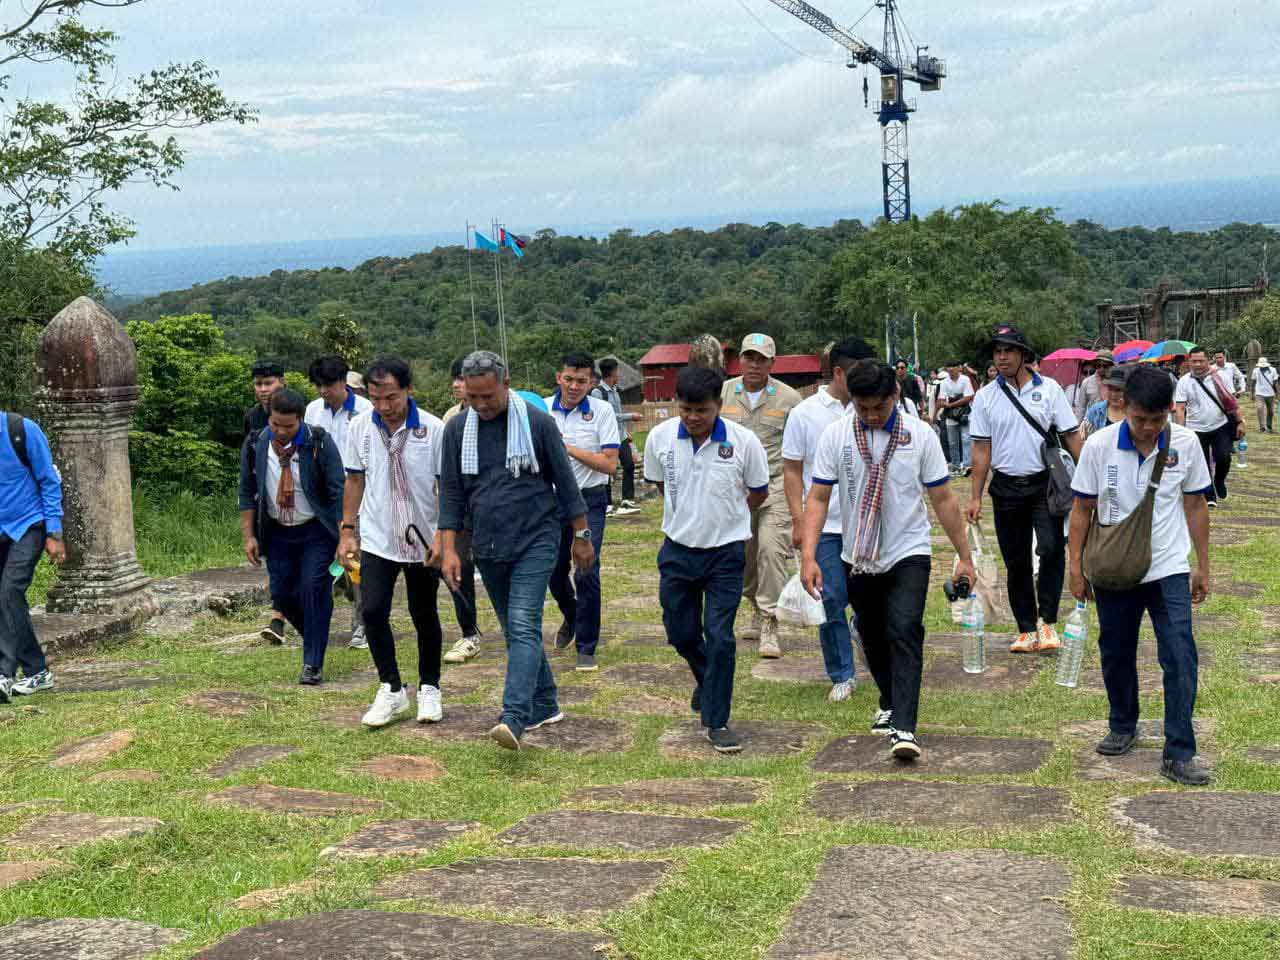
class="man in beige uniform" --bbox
[721,333,802,658]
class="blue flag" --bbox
[473,230,499,252]
[500,228,525,258]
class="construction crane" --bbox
[764,0,946,221]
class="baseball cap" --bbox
[346,371,365,391]
[1095,350,1115,365]
[740,333,776,360]
[1102,364,1130,389]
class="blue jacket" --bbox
[0,414,62,541]
[238,423,344,550]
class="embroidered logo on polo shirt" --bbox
[718,442,735,459]
[412,427,428,439]
[1165,450,1179,467]
[1031,392,1042,403]
[581,410,594,422]
[899,430,913,446]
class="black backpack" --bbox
[6,412,31,474]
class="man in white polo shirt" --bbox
[782,336,876,703]
[545,351,620,673]
[338,356,448,729]
[1069,364,1213,786]
[305,354,374,649]
[1252,357,1277,432]
[938,360,975,473]
[645,366,769,754]
[968,325,1082,653]
[1175,345,1244,507]
[801,361,975,762]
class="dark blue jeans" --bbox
[1094,574,1198,761]
[265,519,337,670]
[658,538,745,731]
[816,532,855,684]
[549,484,608,655]
[478,534,559,738]
[0,523,48,680]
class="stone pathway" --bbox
[658,720,825,760]
[569,777,765,808]
[181,690,268,718]
[49,730,134,768]
[205,745,297,778]
[350,755,445,782]
[766,845,1071,959]
[320,819,477,858]
[0,918,185,960]
[810,734,1052,776]
[0,859,62,890]
[1075,746,1215,783]
[205,786,385,817]
[498,810,746,851]
[1114,874,1280,919]
[3,813,162,853]
[813,780,1072,830]
[1112,792,1280,857]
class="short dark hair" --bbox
[252,359,285,379]
[846,361,898,399]
[308,355,348,386]
[561,351,595,372]
[450,355,467,379]
[268,387,306,418]
[676,365,724,404]
[365,356,413,389]
[831,337,877,369]
[1124,365,1175,412]
[946,359,961,368]
[598,357,619,378]
[1187,345,1208,358]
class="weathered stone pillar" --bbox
[36,297,152,615]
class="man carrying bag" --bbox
[1068,365,1213,786]
[1174,346,1244,507]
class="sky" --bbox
[19,0,1280,250]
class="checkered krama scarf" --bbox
[378,419,423,562]
[271,431,299,524]
[849,414,908,573]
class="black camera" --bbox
[942,576,971,603]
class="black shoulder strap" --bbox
[7,412,31,473]
[1194,376,1227,416]
[998,381,1054,444]
[1148,427,1172,491]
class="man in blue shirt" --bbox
[0,412,65,703]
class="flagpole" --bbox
[493,218,508,367]
[465,222,478,351]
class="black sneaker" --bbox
[871,708,894,733]
[1206,500,1218,510]
[690,686,702,713]
[575,653,598,672]
[298,665,322,686]
[261,617,285,645]
[1161,756,1212,786]
[0,675,10,704]
[705,726,742,754]
[890,730,922,761]
[1215,480,1228,502]
[1095,731,1137,756]
[555,620,575,650]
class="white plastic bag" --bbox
[948,523,1013,626]
[777,572,826,627]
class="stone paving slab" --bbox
[351,755,446,782]
[0,918,187,960]
[1246,745,1280,765]
[205,745,298,778]
[1061,716,1216,744]
[922,658,1041,691]
[1077,669,1166,695]
[499,809,746,852]
[812,780,1072,830]
[395,704,496,743]
[371,857,671,917]
[193,909,609,959]
[658,720,825,761]
[1114,874,1280,919]
[0,860,62,890]
[810,734,1052,776]
[321,819,478,859]
[570,777,766,808]
[604,662,689,686]
[1075,747,1215,783]
[750,657,830,684]
[3,813,162,852]
[86,769,159,785]
[57,674,167,693]
[1112,792,1280,858]
[206,785,385,817]
[231,879,324,911]
[1244,654,1280,682]
[610,692,687,715]
[522,715,632,754]
[1211,577,1265,597]
[49,730,134,768]
[182,690,267,718]
[765,845,1071,960]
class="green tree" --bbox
[310,300,367,370]
[1214,293,1280,358]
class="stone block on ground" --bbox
[206,785,385,817]
[810,734,1052,776]
[0,860,62,890]
[750,657,829,684]
[1060,717,1215,744]
[49,730,134,768]
[499,810,745,852]
[1114,874,1280,919]
[395,704,496,744]
[4,813,162,852]
[231,880,324,911]
[182,690,267,718]
[1211,577,1265,597]
[570,777,765,808]
[1076,669,1166,695]
[765,845,1070,960]
[921,658,1041,691]
[522,716,632,754]
[1246,745,1280,765]
[321,819,478,858]
[1112,792,1280,858]
[604,662,689,686]
[371,858,671,918]
[658,720,825,761]
[1075,747,1214,783]
[812,780,1072,830]
[86,769,159,785]
[0,918,187,960]
[192,910,609,959]
[351,755,446,782]
[204,746,298,778]
[610,692,686,715]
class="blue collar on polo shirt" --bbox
[372,397,420,434]
[996,371,1043,388]
[1117,420,1168,464]
[677,416,728,444]
[857,408,898,434]
[342,386,357,413]
[552,391,591,415]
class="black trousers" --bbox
[846,555,930,734]
[449,529,478,636]
[360,551,442,692]
[1195,422,1233,501]
[607,438,637,504]
[990,470,1066,633]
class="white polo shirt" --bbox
[939,374,974,405]
[643,416,769,549]
[970,373,1079,477]
[1215,362,1245,395]
[543,392,620,491]
[264,428,315,526]
[342,399,444,563]
[304,388,373,455]
[1174,372,1230,433]
[1072,421,1212,584]
[781,386,849,536]
[812,409,949,574]
[1254,365,1278,399]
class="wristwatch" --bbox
[573,528,592,542]
[340,522,357,531]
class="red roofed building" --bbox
[638,342,822,402]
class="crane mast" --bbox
[764,0,945,221]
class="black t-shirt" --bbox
[243,404,270,443]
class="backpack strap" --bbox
[6,412,31,474]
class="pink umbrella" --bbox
[1040,348,1097,391]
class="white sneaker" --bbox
[828,680,854,703]
[362,683,410,728]
[0,675,11,704]
[758,617,782,659]
[443,635,481,664]
[613,506,640,516]
[416,684,443,723]
[871,708,894,733]
[620,499,638,510]
[349,625,368,650]
[11,670,52,696]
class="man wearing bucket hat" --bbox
[721,333,803,660]
[1075,350,1114,419]
[1252,357,1277,432]
[968,325,1082,653]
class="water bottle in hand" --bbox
[961,592,985,674]
[1236,438,1248,469]
[1055,601,1088,688]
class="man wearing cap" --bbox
[1075,351,1114,419]
[721,333,802,660]
[1252,357,1277,432]
[968,326,1082,653]
[1082,365,1131,438]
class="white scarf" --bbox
[461,390,540,478]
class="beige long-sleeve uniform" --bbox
[720,375,802,617]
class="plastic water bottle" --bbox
[961,592,985,674]
[1236,438,1249,469]
[1055,602,1089,688]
